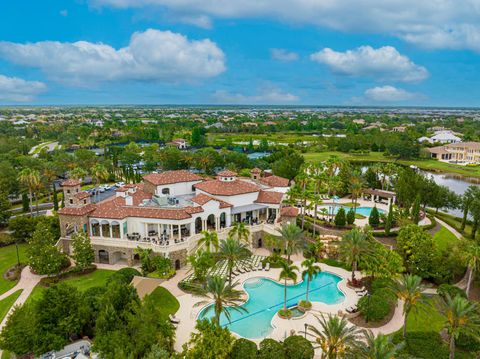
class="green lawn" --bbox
[406,296,444,333]
[433,210,474,239]
[27,269,115,304]
[433,226,459,252]
[0,290,22,322]
[303,151,480,178]
[146,286,180,319]
[0,244,27,295]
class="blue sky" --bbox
[1,0,480,106]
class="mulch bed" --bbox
[348,304,396,329]
[3,264,26,282]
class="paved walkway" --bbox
[434,216,463,239]
[0,267,44,357]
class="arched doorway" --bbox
[175,259,181,270]
[220,212,226,229]
[98,250,109,264]
[195,217,202,234]
[207,214,215,230]
[258,238,263,248]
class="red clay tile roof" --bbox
[255,190,284,204]
[281,206,299,217]
[217,170,237,177]
[115,187,129,192]
[194,179,260,196]
[62,179,81,187]
[74,192,90,200]
[143,170,203,186]
[191,193,233,208]
[259,175,289,187]
[58,204,96,216]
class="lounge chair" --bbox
[357,291,367,297]
[244,265,251,272]
[346,306,358,314]
[265,263,270,271]
[237,267,245,274]
[257,262,263,270]
[169,314,180,324]
[354,287,366,293]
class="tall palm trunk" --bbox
[449,335,455,359]
[466,266,473,298]
[351,261,357,282]
[306,277,310,303]
[29,189,33,216]
[313,202,318,236]
[228,262,233,286]
[461,205,469,230]
[284,279,287,311]
[35,193,40,215]
[403,312,408,338]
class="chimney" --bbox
[125,195,133,206]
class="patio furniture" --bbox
[265,263,270,271]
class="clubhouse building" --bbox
[57,170,292,268]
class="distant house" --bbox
[418,130,461,144]
[392,126,406,132]
[427,142,480,163]
[167,138,188,150]
[353,119,365,125]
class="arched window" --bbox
[111,221,121,238]
[220,212,226,228]
[195,217,202,234]
[91,220,100,237]
[162,188,170,195]
[100,220,110,237]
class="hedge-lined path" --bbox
[434,216,463,240]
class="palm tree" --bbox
[18,168,41,216]
[219,238,250,285]
[338,228,370,283]
[193,275,246,324]
[301,257,321,305]
[278,260,299,313]
[352,331,404,359]
[275,223,304,263]
[198,230,219,253]
[390,274,428,338]
[69,167,88,182]
[306,314,362,359]
[461,186,480,231]
[464,242,480,298]
[349,170,364,213]
[228,222,250,244]
[295,168,310,229]
[436,294,480,359]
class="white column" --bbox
[100,224,103,237]
[169,224,173,239]
[178,225,181,241]
[190,222,195,236]
[109,224,112,238]
[120,222,124,239]
[215,217,219,231]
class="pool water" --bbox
[198,272,345,339]
[319,205,385,217]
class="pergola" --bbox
[361,188,397,206]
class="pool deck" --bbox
[172,261,362,352]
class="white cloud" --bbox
[88,0,480,52]
[213,87,299,104]
[0,75,46,102]
[0,29,225,86]
[270,48,299,62]
[310,46,428,83]
[364,85,415,102]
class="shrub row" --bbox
[231,336,314,359]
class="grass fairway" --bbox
[146,286,180,319]
[0,244,27,295]
[303,151,480,178]
[0,289,22,322]
[27,269,115,304]
[433,226,459,251]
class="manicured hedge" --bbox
[358,288,395,322]
[258,338,286,359]
[231,338,258,359]
[283,335,314,359]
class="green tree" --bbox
[193,275,246,324]
[353,331,403,359]
[198,230,219,253]
[334,207,346,227]
[27,222,66,276]
[411,195,421,224]
[8,216,36,243]
[0,303,35,356]
[301,257,321,306]
[346,208,355,225]
[191,127,206,147]
[464,242,480,298]
[390,274,428,338]
[92,163,109,201]
[275,223,304,263]
[182,319,234,359]
[258,338,286,359]
[272,151,305,180]
[436,294,480,359]
[71,230,94,271]
[306,314,362,359]
[18,167,41,216]
[384,202,394,235]
[231,338,258,359]
[339,229,370,283]
[283,335,314,359]
[278,260,299,314]
[396,224,436,278]
[461,186,480,230]
[219,237,250,285]
[21,192,30,213]
[0,192,11,227]
[229,221,250,243]
[52,183,59,211]
[188,250,214,283]
[368,206,380,227]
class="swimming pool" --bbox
[319,205,385,217]
[197,272,345,339]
